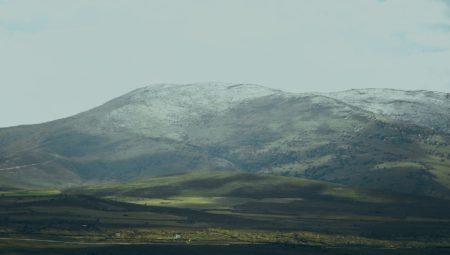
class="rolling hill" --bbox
[0,83,449,198]
[2,171,450,248]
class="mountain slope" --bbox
[0,83,449,198]
[322,88,450,133]
[185,93,450,197]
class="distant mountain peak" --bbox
[131,82,280,94]
[73,82,282,139]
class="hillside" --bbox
[68,171,372,200]
[3,171,450,248]
[323,88,450,133]
[0,83,449,198]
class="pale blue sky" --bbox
[1,0,450,127]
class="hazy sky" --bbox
[1,0,450,127]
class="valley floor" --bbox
[1,172,450,254]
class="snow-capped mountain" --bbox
[0,83,449,198]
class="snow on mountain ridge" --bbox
[71,84,450,138]
[322,88,450,132]
[76,82,282,139]
[129,82,282,109]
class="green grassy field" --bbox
[1,171,450,254]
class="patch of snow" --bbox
[77,82,282,139]
[321,88,450,132]
[71,84,450,138]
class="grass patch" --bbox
[321,187,393,203]
[0,189,61,197]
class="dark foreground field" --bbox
[1,172,450,254]
[1,241,450,255]
[0,240,450,255]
